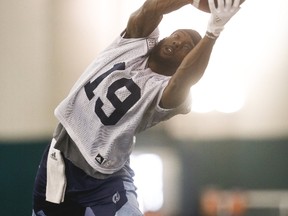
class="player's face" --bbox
[149,30,195,74]
[161,30,195,62]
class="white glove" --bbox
[207,0,241,38]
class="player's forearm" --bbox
[125,0,193,38]
[178,35,216,86]
[145,0,193,15]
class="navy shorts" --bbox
[32,145,143,216]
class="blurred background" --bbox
[0,0,288,215]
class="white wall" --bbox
[0,0,53,139]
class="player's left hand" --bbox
[207,0,241,37]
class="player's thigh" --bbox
[115,189,143,216]
[33,196,85,216]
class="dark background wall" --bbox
[0,140,47,216]
[1,135,287,216]
[178,138,288,215]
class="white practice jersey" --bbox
[55,28,191,174]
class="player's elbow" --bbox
[161,79,190,109]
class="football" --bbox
[192,0,246,13]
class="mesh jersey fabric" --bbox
[54,123,135,180]
[54,27,192,174]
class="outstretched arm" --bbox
[160,35,216,108]
[160,0,242,109]
[124,0,193,38]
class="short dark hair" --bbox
[178,29,202,47]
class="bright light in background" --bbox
[158,4,246,114]
[159,4,207,39]
[191,81,245,113]
[130,153,164,213]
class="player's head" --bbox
[179,29,202,46]
[148,29,202,76]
